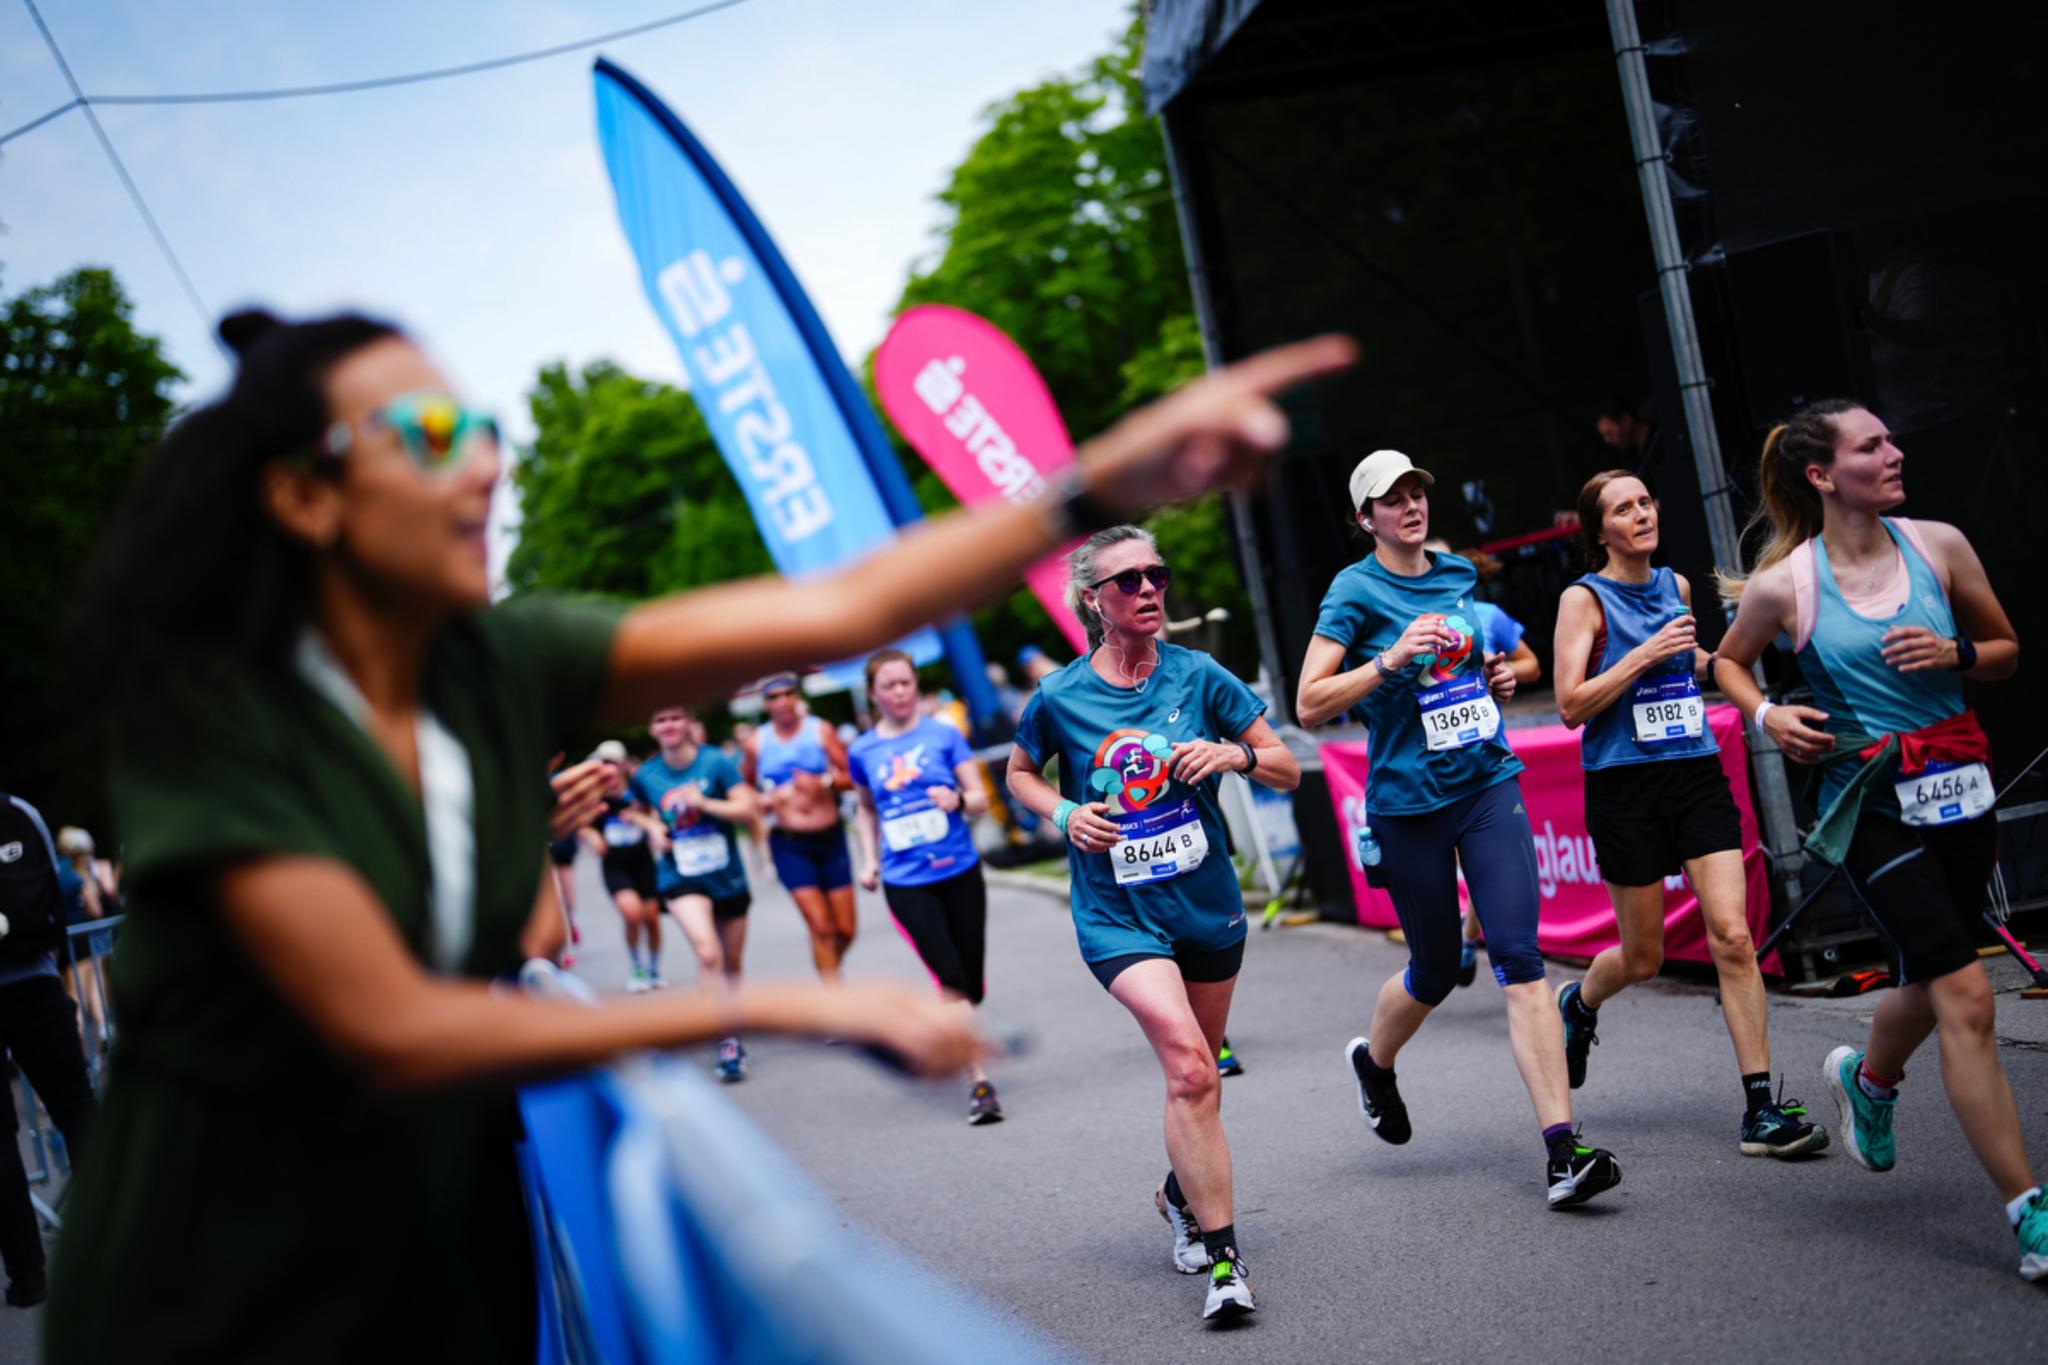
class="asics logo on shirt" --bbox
[1088,729,1174,814]
[0,842,19,863]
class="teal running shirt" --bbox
[1015,644,1264,963]
[1313,550,1522,816]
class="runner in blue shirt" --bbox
[1007,525,1298,1324]
[1298,449,1621,1209]
[1553,471,1823,1158]
[850,649,1003,1126]
[634,703,760,1081]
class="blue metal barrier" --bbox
[519,1055,1076,1365]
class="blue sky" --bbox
[1,0,1135,570]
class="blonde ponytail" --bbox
[1716,401,1862,602]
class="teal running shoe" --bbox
[1824,1045,1896,1172]
[2017,1191,2048,1282]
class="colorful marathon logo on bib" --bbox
[1089,728,1173,814]
[1416,613,1477,684]
[660,787,705,831]
[881,746,928,792]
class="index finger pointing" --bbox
[1212,334,1360,400]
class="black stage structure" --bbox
[1146,0,2048,977]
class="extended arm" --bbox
[218,857,977,1092]
[599,337,1357,720]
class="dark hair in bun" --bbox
[68,306,405,695]
[216,307,285,358]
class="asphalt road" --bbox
[573,848,2048,1362]
[7,848,2042,1362]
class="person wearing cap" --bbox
[1297,449,1623,1209]
[576,739,663,993]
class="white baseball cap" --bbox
[1348,449,1435,509]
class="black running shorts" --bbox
[600,848,658,901]
[1840,810,1995,985]
[1584,754,1742,886]
[1087,936,1245,992]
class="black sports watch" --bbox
[1952,634,1978,671]
[1236,740,1259,774]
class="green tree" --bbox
[882,13,1252,668]
[505,361,771,600]
[0,266,182,804]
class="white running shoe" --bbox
[626,968,651,994]
[1154,1186,1207,1274]
[1202,1252,1256,1321]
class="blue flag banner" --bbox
[594,59,999,707]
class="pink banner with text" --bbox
[1321,705,1779,975]
[873,304,1088,654]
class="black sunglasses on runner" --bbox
[1091,565,1172,595]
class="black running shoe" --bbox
[1740,1078,1828,1158]
[1345,1036,1411,1145]
[1457,940,1478,988]
[967,1080,1004,1126]
[1546,1132,1622,1208]
[1556,981,1598,1090]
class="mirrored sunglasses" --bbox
[1091,565,1171,595]
[318,391,499,476]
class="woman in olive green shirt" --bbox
[45,306,1351,1360]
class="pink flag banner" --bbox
[873,304,1088,653]
[1320,705,1781,974]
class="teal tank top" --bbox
[1797,519,1964,810]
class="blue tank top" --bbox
[1798,519,1964,810]
[1575,568,1720,771]
[756,715,830,789]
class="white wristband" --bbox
[1752,700,1776,736]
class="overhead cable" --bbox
[1,0,744,146]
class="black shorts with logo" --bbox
[1584,754,1742,887]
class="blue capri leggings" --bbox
[1370,778,1545,1006]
